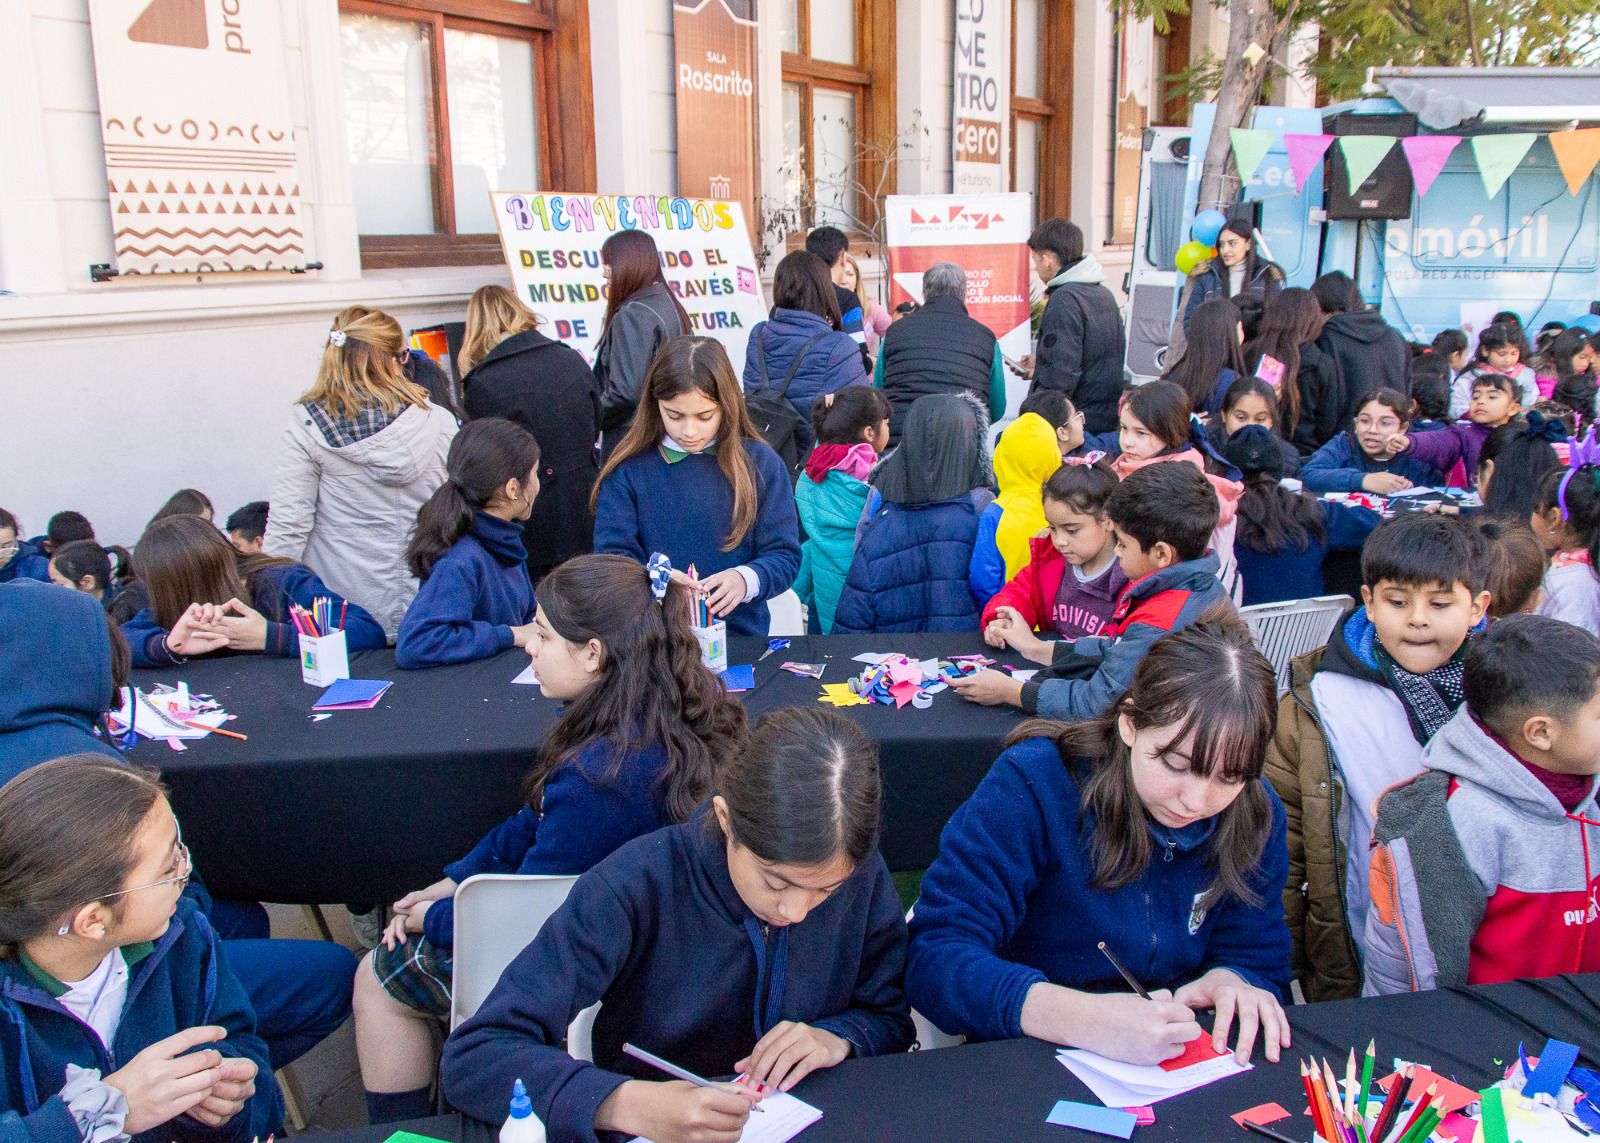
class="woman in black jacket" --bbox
[1182,220,1283,338]
[593,230,691,458]
[459,285,601,583]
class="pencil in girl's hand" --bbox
[1095,941,1150,999]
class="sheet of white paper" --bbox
[511,664,539,685]
[851,652,899,665]
[916,658,941,681]
[112,688,227,740]
[634,1091,820,1143]
[1057,1048,1251,1107]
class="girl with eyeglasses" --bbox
[0,756,283,1143]
[0,508,50,585]
[1300,388,1447,496]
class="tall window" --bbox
[1010,0,1071,223]
[339,0,594,268]
[780,0,895,236]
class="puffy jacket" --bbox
[742,307,868,422]
[1030,256,1126,434]
[1299,432,1445,494]
[1318,310,1412,421]
[595,282,687,456]
[794,466,872,634]
[876,295,1004,444]
[1182,259,1283,333]
[461,328,600,581]
[263,400,457,637]
[833,489,994,633]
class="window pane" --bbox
[810,0,856,65]
[783,82,806,208]
[779,0,800,53]
[1015,116,1041,219]
[341,13,437,235]
[811,88,857,228]
[445,29,539,234]
[1014,0,1042,100]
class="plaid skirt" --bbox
[370,933,454,1017]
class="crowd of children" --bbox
[5,268,1600,1143]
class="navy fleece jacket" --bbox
[423,739,674,947]
[440,817,913,1143]
[906,737,1292,1042]
[0,581,122,785]
[0,898,283,1143]
[396,513,536,668]
[593,441,801,637]
[0,543,49,585]
[1299,432,1445,494]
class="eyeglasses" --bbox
[0,542,16,563]
[86,830,192,903]
[1355,416,1402,433]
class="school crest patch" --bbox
[1187,893,1208,936]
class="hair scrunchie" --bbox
[1522,410,1570,444]
[646,552,673,603]
[328,329,348,348]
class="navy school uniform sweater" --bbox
[396,512,537,668]
[592,441,802,637]
[0,897,283,1143]
[905,737,1292,1042]
[0,542,49,586]
[123,563,385,668]
[1234,499,1381,606]
[423,739,674,948]
[439,816,914,1143]
[1299,432,1445,494]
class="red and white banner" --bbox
[885,193,1033,416]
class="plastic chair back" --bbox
[450,873,579,1030]
[1239,594,1353,695]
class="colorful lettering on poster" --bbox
[502,195,735,234]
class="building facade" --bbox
[1,0,1300,542]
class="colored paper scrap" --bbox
[313,679,392,711]
[1522,1038,1579,1098]
[1160,1035,1229,1072]
[779,661,825,679]
[1401,135,1461,198]
[889,680,920,709]
[511,663,539,684]
[1045,1101,1137,1138]
[1379,1067,1478,1114]
[384,1133,451,1143]
[1479,1088,1509,1143]
[1121,1106,1155,1126]
[720,664,755,693]
[1232,1102,1291,1129]
[819,683,869,707]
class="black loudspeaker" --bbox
[1324,112,1417,221]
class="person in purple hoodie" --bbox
[396,418,540,668]
[1390,372,1522,488]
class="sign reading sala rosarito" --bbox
[491,193,768,367]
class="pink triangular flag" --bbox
[1401,135,1462,198]
[1283,134,1335,191]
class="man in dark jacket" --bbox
[1026,219,1126,434]
[1312,272,1411,421]
[874,262,1006,444]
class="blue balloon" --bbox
[1191,210,1227,248]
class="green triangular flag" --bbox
[1471,133,1538,199]
[1338,136,1397,195]
[1229,128,1276,185]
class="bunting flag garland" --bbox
[1549,128,1600,196]
[1229,128,1277,185]
[1283,133,1335,191]
[1338,136,1398,195]
[1400,135,1462,198]
[1470,133,1538,200]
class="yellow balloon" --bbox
[1174,240,1212,276]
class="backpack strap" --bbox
[756,325,770,389]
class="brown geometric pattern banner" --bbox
[88,1,309,275]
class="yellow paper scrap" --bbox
[819,683,869,707]
[1242,41,1266,67]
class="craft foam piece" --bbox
[1232,1102,1291,1129]
[1045,1101,1137,1138]
[889,680,920,709]
[819,683,869,707]
[1122,1107,1155,1126]
[1160,1035,1228,1072]
[1478,1088,1509,1143]
[384,1133,452,1143]
[1522,1039,1579,1098]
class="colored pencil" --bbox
[1369,1066,1409,1143]
[339,599,347,631]
[1322,1059,1343,1135]
[620,1043,764,1112]
[1345,1049,1359,1124]
[1301,1062,1326,1141]
[1391,1084,1437,1143]
[1396,1106,1440,1143]
[184,721,248,741]
[1095,941,1151,1000]
[1358,1040,1375,1119]
[1310,1060,1338,1142]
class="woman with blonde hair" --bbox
[838,254,890,355]
[263,306,457,637]
[459,285,599,582]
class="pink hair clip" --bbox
[1064,450,1107,467]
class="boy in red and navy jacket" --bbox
[1364,614,1600,994]
[953,462,1232,720]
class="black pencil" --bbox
[1242,1119,1306,1143]
[1096,940,1151,1000]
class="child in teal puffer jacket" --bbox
[795,388,891,632]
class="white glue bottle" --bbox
[500,1078,546,1143]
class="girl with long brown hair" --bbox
[594,230,691,457]
[908,614,1293,1066]
[1244,286,1343,453]
[357,552,747,1123]
[593,336,801,636]
[120,514,386,667]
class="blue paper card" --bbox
[1523,1037,1580,1098]
[720,664,755,692]
[313,679,393,710]
[1046,1101,1137,1138]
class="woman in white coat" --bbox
[264,307,457,638]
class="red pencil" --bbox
[1301,1062,1327,1140]
[1389,1082,1437,1143]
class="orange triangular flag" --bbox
[1550,128,1600,196]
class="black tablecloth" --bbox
[130,635,1025,904]
[308,974,1600,1142]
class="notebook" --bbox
[312,679,393,711]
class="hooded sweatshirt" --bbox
[795,444,876,634]
[1363,706,1600,995]
[0,581,121,785]
[395,512,537,668]
[980,412,1066,587]
[263,399,458,637]
[1317,310,1412,423]
[1031,256,1127,435]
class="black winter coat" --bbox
[462,329,601,582]
[1317,310,1411,422]
[1291,341,1346,455]
[1030,275,1126,435]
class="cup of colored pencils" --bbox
[686,565,728,673]
[295,596,351,686]
[1280,1044,1443,1143]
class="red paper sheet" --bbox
[1232,1102,1292,1129]
[1378,1067,1479,1114]
[1159,1035,1229,1072]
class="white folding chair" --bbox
[766,589,807,636]
[903,904,965,1051]
[449,873,597,1055]
[1238,594,1354,696]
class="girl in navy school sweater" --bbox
[0,756,282,1143]
[593,335,801,638]
[440,707,915,1143]
[395,418,540,668]
[359,553,746,1123]
[1299,388,1446,495]
[119,516,385,667]
[907,615,1293,1067]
